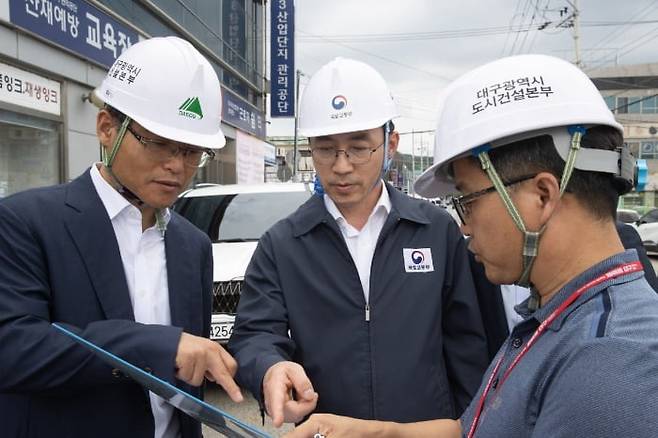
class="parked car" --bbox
[635,208,658,253]
[174,183,314,342]
[617,208,640,224]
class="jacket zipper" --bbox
[365,303,370,321]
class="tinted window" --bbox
[176,191,311,241]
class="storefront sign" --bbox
[236,130,265,184]
[0,61,61,115]
[8,0,140,68]
[270,0,294,117]
[222,86,266,139]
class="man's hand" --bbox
[283,414,378,438]
[283,414,462,438]
[175,332,243,402]
[263,361,318,427]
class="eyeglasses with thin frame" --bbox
[125,124,215,168]
[310,143,384,165]
[451,174,537,225]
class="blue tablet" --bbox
[52,323,270,438]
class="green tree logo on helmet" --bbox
[178,97,204,120]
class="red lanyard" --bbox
[466,261,643,438]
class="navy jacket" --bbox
[468,251,509,361]
[0,171,213,438]
[229,184,489,422]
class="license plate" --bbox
[210,322,234,341]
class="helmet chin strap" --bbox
[102,115,168,235]
[371,121,393,194]
[473,125,585,309]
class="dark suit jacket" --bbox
[616,221,658,291]
[467,251,509,361]
[471,221,658,361]
[0,171,213,438]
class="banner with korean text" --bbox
[270,0,294,117]
[236,131,265,184]
[8,0,140,68]
[0,61,61,115]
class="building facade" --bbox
[0,0,267,197]
[591,63,658,211]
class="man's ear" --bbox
[96,109,115,150]
[533,171,561,224]
[388,131,400,156]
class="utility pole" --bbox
[292,68,302,179]
[411,129,416,196]
[418,134,423,173]
[568,0,582,67]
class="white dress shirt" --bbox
[500,284,530,331]
[324,182,391,303]
[90,164,179,438]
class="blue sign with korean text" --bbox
[9,0,140,68]
[270,0,294,117]
[222,86,266,139]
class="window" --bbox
[0,109,61,198]
[642,96,658,114]
[174,191,312,242]
[628,96,642,113]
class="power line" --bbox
[588,22,658,69]
[518,0,539,54]
[586,1,658,67]
[587,1,658,54]
[527,0,552,53]
[502,0,525,56]
[296,30,454,82]
[297,20,658,44]
[612,93,658,113]
[510,0,533,55]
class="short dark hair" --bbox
[103,104,127,123]
[482,125,623,220]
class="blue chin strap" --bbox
[381,121,393,177]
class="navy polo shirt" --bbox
[460,250,658,437]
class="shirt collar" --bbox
[289,182,432,238]
[516,249,644,331]
[323,180,391,228]
[89,163,171,228]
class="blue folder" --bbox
[52,323,270,438]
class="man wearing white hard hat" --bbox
[284,54,658,438]
[0,37,242,438]
[229,58,488,428]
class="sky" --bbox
[267,0,658,156]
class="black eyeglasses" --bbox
[125,124,215,168]
[310,143,384,165]
[451,174,537,225]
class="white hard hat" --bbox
[414,54,622,198]
[94,36,225,149]
[298,57,399,137]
